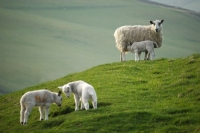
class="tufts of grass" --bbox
[0,54,200,132]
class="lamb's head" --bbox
[58,85,72,98]
[150,20,164,33]
[54,91,62,106]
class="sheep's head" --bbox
[58,85,72,98]
[150,20,164,33]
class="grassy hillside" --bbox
[0,54,200,132]
[0,0,200,94]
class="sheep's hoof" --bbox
[40,119,43,121]
[20,122,23,125]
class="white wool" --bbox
[20,89,62,125]
[58,80,97,111]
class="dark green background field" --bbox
[0,0,200,94]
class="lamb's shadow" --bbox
[97,102,112,107]
[50,102,112,117]
[50,106,74,117]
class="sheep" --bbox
[58,80,97,111]
[114,19,164,61]
[127,40,158,61]
[20,89,62,125]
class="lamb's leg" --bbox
[150,50,155,60]
[80,98,84,110]
[135,52,139,61]
[24,104,34,125]
[39,106,45,121]
[92,94,97,109]
[144,51,148,60]
[147,52,150,60]
[74,95,80,111]
[20,104,26,124]
[44,105,50,120]
[82,98,89,110]
[138,51,141,61]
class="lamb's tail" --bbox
[153,42,159,48]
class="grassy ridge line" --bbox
[0,54,200,132]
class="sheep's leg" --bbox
[120,52,122,62]
[24,104,34,125]
[120,52,126,62]
[39,106,45,121]
[74,95,80,111]
[20,104,26,124]
[44,105,50,120]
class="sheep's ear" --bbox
[58,91,62,96]
[160,20,164,24]
[58,86,63,90]
[150,20,154,24]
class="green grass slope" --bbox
[0,54,200,132]
[0,0,200,94]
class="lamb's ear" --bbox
[150,20,154,25]
[58,86,63,90]
[58,91,62,96]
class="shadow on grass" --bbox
[50,106,73,117]
[50,102,112,117]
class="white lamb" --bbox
[20,89,62,125]
[127,40,158,61]
[58,80,97,111]
[114,19,164,61]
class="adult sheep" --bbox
[20,89,62,125]
[114,19,164,62]
[58,80,97,111]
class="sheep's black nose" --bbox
[156,29,159,32]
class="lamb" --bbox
[114,19,164,61]
[58,80,97,111]
[127,40,158,61]
[20,89,62,125]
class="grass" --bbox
[0,54,200,132]
[0,0,200,94]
